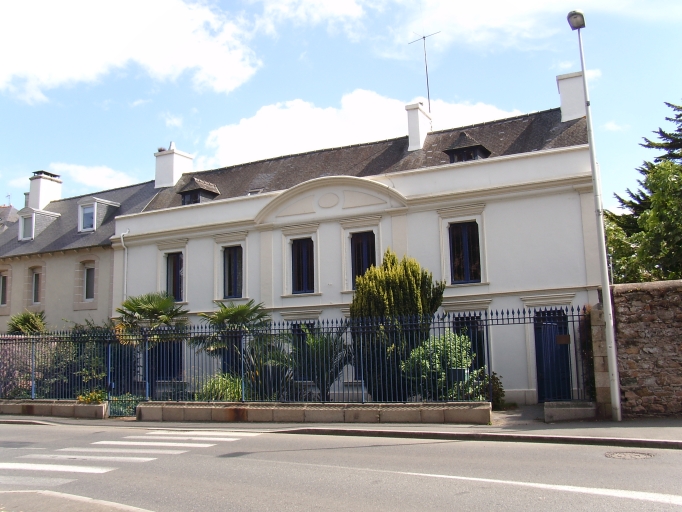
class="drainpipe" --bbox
[120,229,130,300]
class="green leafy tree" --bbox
[197,300,269,328]
[7,311,47,334]
[607,102,682,282]
[349,248,445,401]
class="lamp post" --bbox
[567,10,621,421]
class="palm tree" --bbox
[7,311,47,334]
[197,300,269,328]
[115,292,189,332]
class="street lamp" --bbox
[567,10,622,421]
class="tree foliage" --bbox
[115,292,189,331]
[198,300,269,329]
[349,248,445,320]
[7,311,47,334]
[606,102,682,282]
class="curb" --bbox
[0,419,56,426]
[275,428,682,450]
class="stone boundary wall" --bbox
[613,280,682,418]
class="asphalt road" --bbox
[1,422,681,511]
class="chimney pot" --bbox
[28,171,62,210]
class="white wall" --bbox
[111,145,598,404]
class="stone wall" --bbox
[613,280,682,417]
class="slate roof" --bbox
[0,182,158,259]
[179,177,220,195]
[445,131,487,151]
[0,206,18,231]
[145,107,587,212]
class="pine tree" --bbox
[641,102,682,162]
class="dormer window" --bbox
[79,204,95,232]
[443,132,491,164]
[19,215,34,240]
[178,177,220,206]
[181,190,201,205]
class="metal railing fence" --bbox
[0,308,593,416]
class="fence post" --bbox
[359,319,365,404]
[107,342,112,400]
[31,338,36,400]
[144,333,150,401]
[240,326,245,403]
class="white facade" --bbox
[112,142,599,405]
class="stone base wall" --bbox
[613,280,682,417]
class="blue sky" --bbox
[1,0,681,211]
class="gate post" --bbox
[591,305,612,419]
[31,338,36,400]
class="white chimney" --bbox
[556,72,586,122]
[28,171,62,210]
[405,103,432,151]
[154,142,194,188]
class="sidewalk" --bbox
[3,406,682,449]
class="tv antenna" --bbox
[409,30,440,113]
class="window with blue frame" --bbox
[449,221,481,284]
[166,252,183,302]
[292,238,314,294]
[351,231,375,289]
[223,246,243,299]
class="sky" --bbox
[1,0,681,212]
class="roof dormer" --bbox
[17,207,60,241]
[178,177,220,205]
[77,197,121,233]
[443,132,491,164]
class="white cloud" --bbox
[604,121,629,132]
[131,99,151,108]
[48,163,136,191]
[0,0,259,104]
[163,113,183,128]
[8,177,27,189]
[201,89,520,169]
[586,69,602,82]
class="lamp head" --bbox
[567,10,586,30]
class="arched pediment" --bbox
[254,176,407,225]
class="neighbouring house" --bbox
[0,173,158,330]
[110,72,599,405]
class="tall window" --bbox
[80,204,95,231]
[351,231,375,288]
[32,271,40,304]
[166,252,183,302]
[292,238,314,294]
[84,264,95,301]
[21,216,33,240]
[0,273,7,306]
[449,221,481,284]
[223,246,243,299]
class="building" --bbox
[0,174,158,330]
[110,72,598,404]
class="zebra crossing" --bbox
[0,429,260,488]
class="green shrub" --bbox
[7,311,47,334]
[109,393,145,417]
[401,330,474,400]
[77,389,107,404]
[196,373,242,402]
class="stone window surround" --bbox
[25,261,46,312]
[213,231,249,302]
[281,223,320,298]
[0,264,11,316]
[339,215,382,293]
[438,203,488,287]
[73,256,99,311]
[157,239,188,304]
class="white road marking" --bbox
[58,447,187,455]
[20,454,156,463]
[0,490,153,511]
[93,441,215,448]
[243,459,682,507]
[0,476,75,486]
[147,430,261,437]
[125,435,237,442]
[0,462,115,474]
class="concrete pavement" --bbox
[3,405,682,449]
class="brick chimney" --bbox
[154,142,193,188]
[28,171,62,210]
[405,103,432,151]
[556,72,586,122]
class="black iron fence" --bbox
[0,308,593,416]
